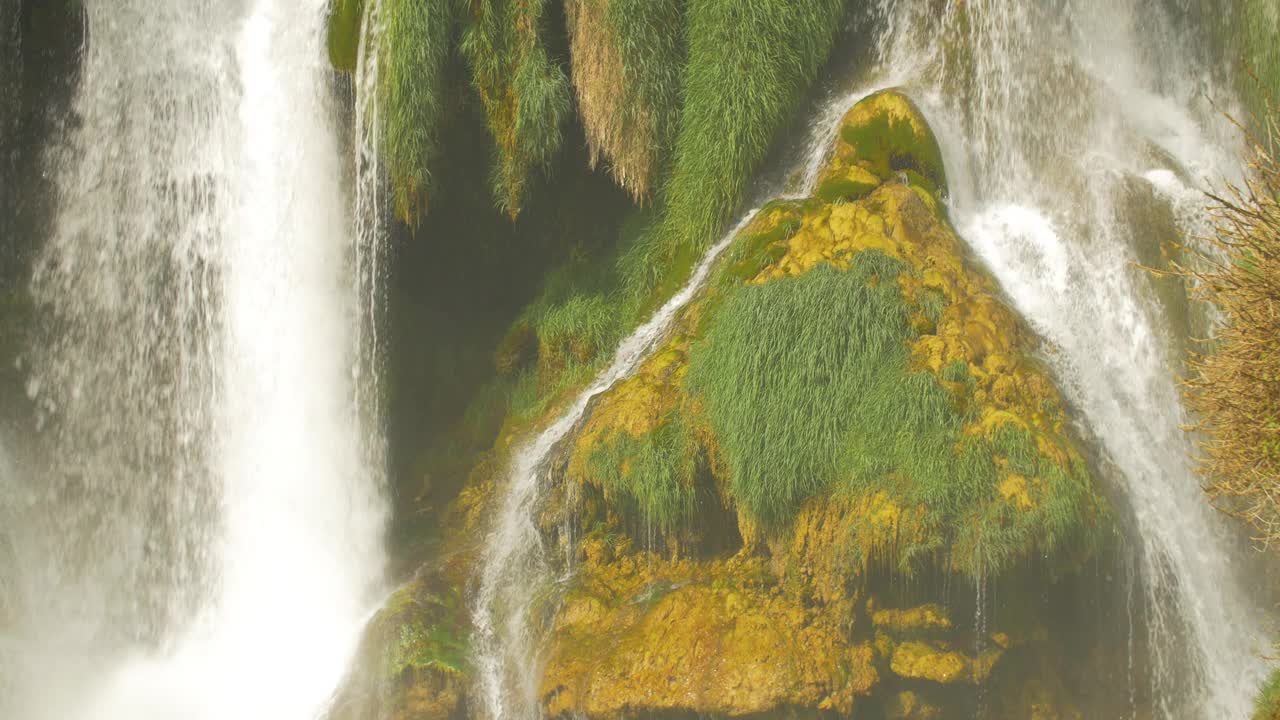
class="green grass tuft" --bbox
[461,0,571,216]
[658,0,849,254]
[383,583,471,678]
[379,0,455,223]
[688,253,1100,577]
[689,254,913,525]
[586,416,699,532]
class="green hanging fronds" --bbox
[659,0,849,254]
[461,0,571,217]
[565,0,686,202]
[379,0,455,223]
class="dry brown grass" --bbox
[564,0,683,203]
[1177,110,1280,547]
[566,0,652,200]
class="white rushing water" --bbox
[856,0,1269,716]
[4,1,388,719]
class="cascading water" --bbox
[472,2,1273,719]
[2,1,388,719]
[856,0,1269,716]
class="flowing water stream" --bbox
[861,1,1269,716]
[1,1,388,718]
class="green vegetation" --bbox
[658,0,848,253]
[1240,0,1280,118]
[689,255,912,524]
[460,0,572,216]
[565,0,686,201]
[384,582,470,678]
[330,0,851,307]
[586,415,698,532]
[379,0,454,223]
[687,254,1097,576]
[1254,667,1280,720]
[326,0,364,72]
[836,95,947,193]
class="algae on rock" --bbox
[328,570,472,720]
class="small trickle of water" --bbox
[471,217,749,719]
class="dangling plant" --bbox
[658,0,849,255]
[379,0,456,223]
[564,0,686,202]
[460,0,571,217]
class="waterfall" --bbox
[858,0,1269,716]
[472,2,1271,718]
[5,1,389,718]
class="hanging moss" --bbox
[326,0,365,73]
[657,0,849,255]
[461,0,572,217]
[379,0,455,223]
[565,0,686,202]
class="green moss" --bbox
[586,415,698,531]
[687,253,1101,577]
[837,91,947,195]
[461,0,572,216]
[383,583,471,678]
[379,0,455,223]
[815,166,881,204]
[658,0,849,254]
[327,0,365,73]
[720,200,811,284]
[1255,666,1280,720]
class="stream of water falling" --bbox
[862,0,1269,716]
[1,1,388,718]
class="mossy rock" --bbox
[562,89,1107,579]
[829,89,948,196]
[326,0,363,73]
[541,552,879,718]
[327,572,470,720]
[888,640,1002,685]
